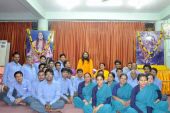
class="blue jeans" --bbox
[0,92,7,100]
[30,99,65,113]
[3,96,35,106]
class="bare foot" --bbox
[19,102,26,106]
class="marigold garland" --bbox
[26,29,52,56]
[137,31,163,60]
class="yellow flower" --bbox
[143,47,147,52]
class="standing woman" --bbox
[73,73,96,109]
[77,52,93,75]
[111,73,132,113]
[84,74,112,113]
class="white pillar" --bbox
[38,19,48,31]
[155,20,163,31]
[155,19,170,68]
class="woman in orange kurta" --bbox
[77,52,93,75]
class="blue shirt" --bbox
[53,69,62,81]
[3,61,22,87]
[154,77,162,90]
[58,78,74,100]
[111,68,119,82]
[58,60,64,69]
[7,79,32,102]
[31,80,43,99]
[127,77,138,88]
[111,68,117,75]
[37,80,61,105]
[34,62,40,73]
[127,70,140,77]
[123,67,131,74]
[73,77,84,92]
[21,64,37,83]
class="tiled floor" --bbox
[0,101,83,113]
[0,97,170,113]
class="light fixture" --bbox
[56,0,80,10]
[146,36,152,41]
[86,0,123,7]
[128,0,153,9]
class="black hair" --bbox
[143,64,151,71]
[55,61,61,66]
[120,73,128,79]
[14,71,23,78]
[60,53,66,58]
[114,60,121,65]
[99,63,105,66]
[128,62,132,64]
[12,52,20,57]
[40,55,46,59]
[61,68,69,73]
[67,68,73,74]
[38,70,44,75]
[45,68,54,76]
[109,72,115,78]
[82,51,90,63]
[63,60,69,67]
[49,60,54,63]
[147,73,155,80]
[84,72,92,77]
[151,68,158,74]
[137,73,148,81]
[96,73,105,80]
[116,68,123,72]
[77,68,83,73]
[97,70,104,75]
[38,63,46,69]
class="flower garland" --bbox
[137,31,163,60]
[26,29,52,56]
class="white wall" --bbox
[155,19,170,68]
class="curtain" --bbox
[0,22,32,64]
[51,21,145,71]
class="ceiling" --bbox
[37,0,169,13]
[0,0,170,21]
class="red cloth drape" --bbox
[0,22,32,64]
[51,21,145,71]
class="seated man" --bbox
[3,71,34,106]
[151,68,162,90]
[54,61,62,81]
[31,70,45,99]
[127,69,138,88]
[123,62,132,74]
[59,68,74,104]
[3,52,22,87]
[31,68,64,113]
[73,69,84,96]
[38,63,46,72]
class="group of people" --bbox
[0,51,169,113]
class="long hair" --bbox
[82,51,90,63]
[36,32,46,50]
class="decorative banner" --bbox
[162,23,170,38]
[136,31,164,65]
[26,29,54,63]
